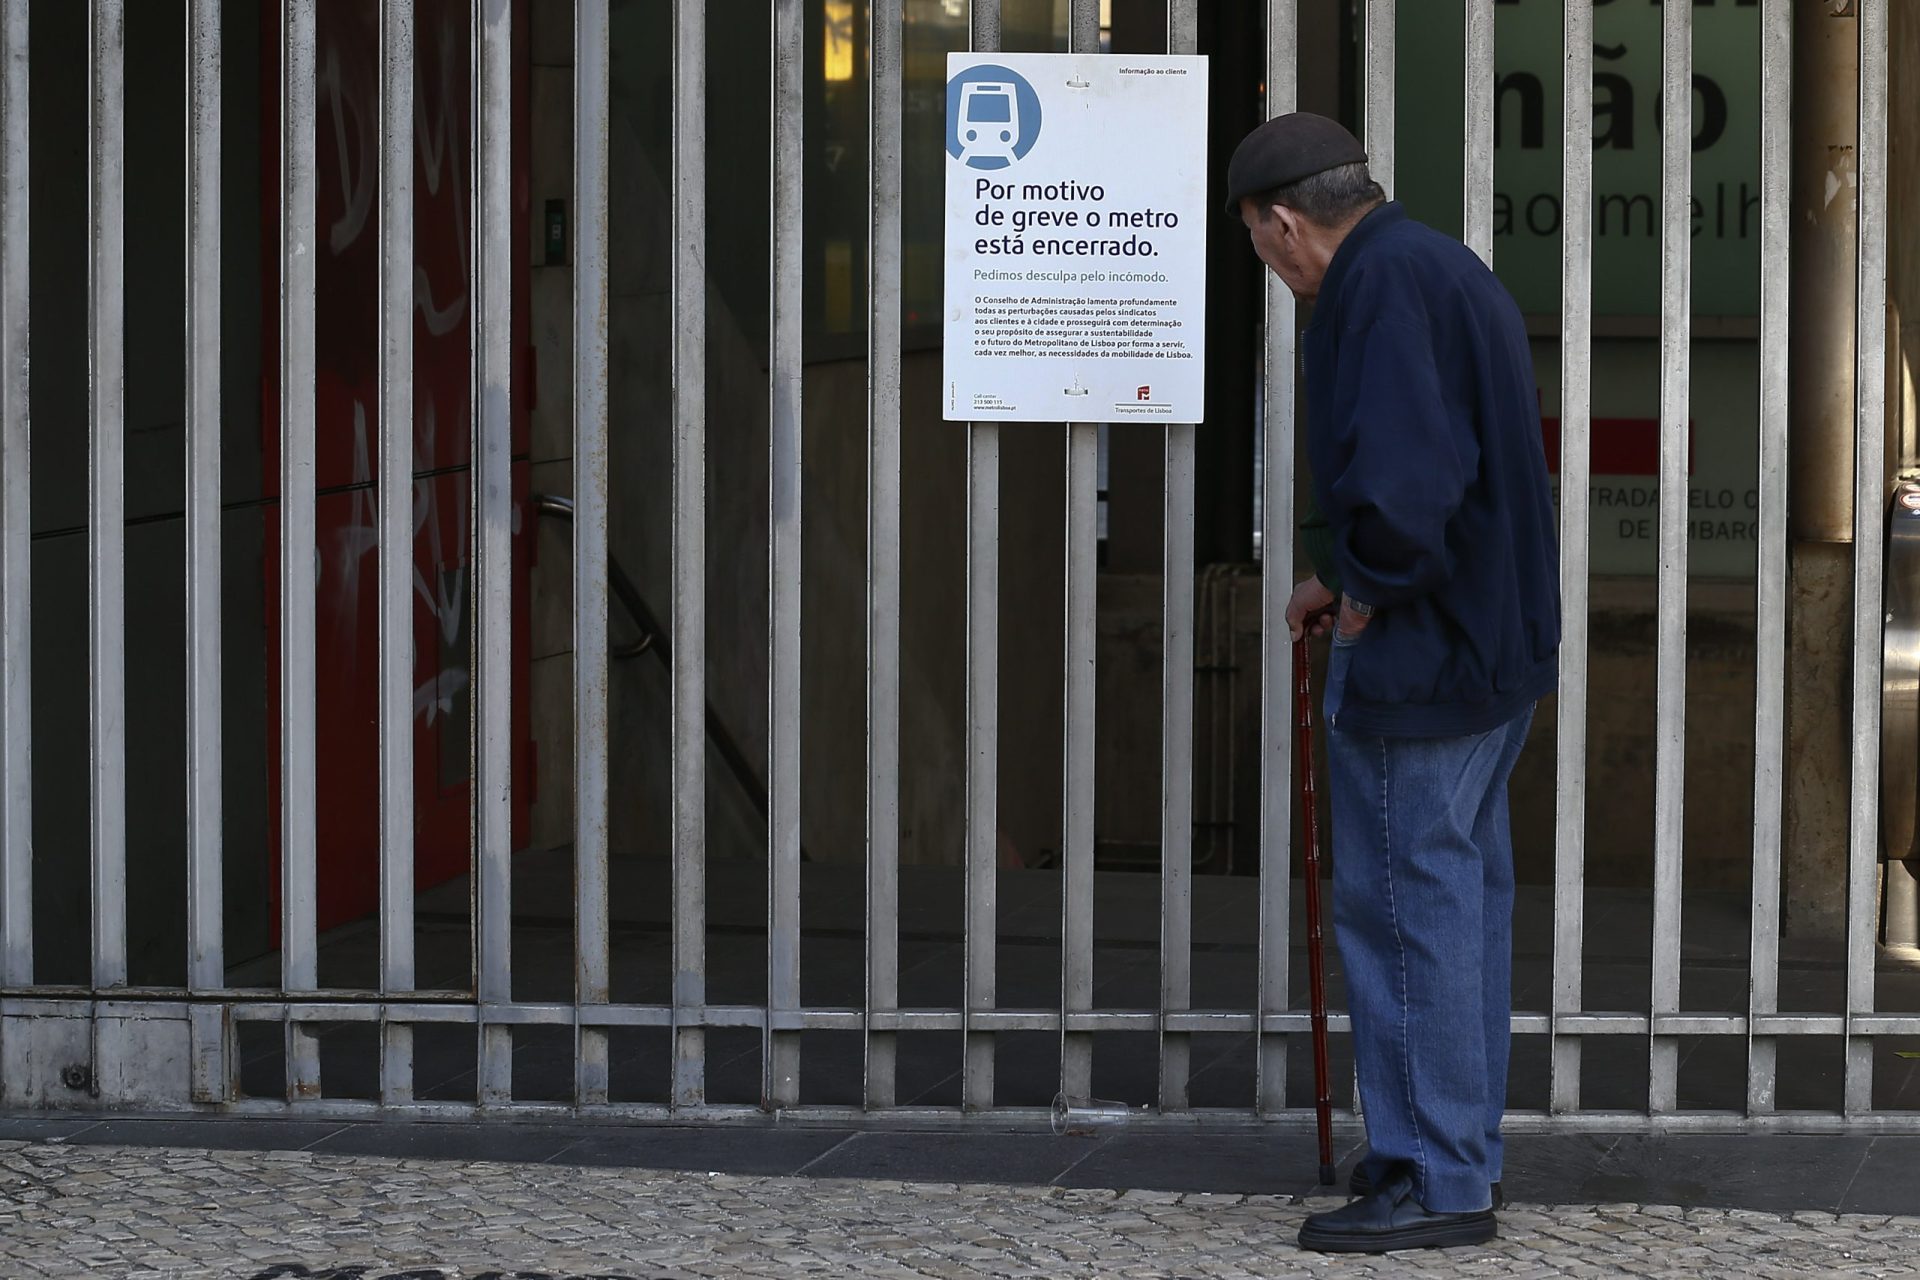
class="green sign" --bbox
[1397,0,1761,318]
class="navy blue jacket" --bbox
[1304,202,1560,737]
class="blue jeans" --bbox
[1323,635,1533,1214]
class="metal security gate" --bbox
[0,0,1907,1132]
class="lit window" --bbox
[824,1,855,83]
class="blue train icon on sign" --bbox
[947,64,1042,171]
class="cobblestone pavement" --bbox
[2,1140,1917,1279]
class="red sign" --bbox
[260,0,533,942]
[1540,415,1692,478]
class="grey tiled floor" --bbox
[223,851,1920,1115]
[2,1117,1913,1215]
[4,1136,1917,1279]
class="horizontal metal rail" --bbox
[9,996,1916,1041]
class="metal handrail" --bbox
[532,493,773,827]
[532,493,655,661]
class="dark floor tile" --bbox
[800,1131,1098,1185]
[1182,1037,1258,1111]
[796,1031,867,1107]
[1579,1037,1651,1112]
[413,1023,481,1102]
[1054,1132,1347,1195]
[1089,1033,1164,1109]
[1868,1039,1920,1111]
[991,1032,1063,1109]
[894,940,966,1009]
[0,1117,104,1142]
[885,1033,966,1109]
[1675,1037,1749,1112]
[1773,1038,1849,1113]
[551,1127,855,1177]
[507,1026,578,1104]
[1578,1135,1870,1213]
[1504,1036,1552,1112]
[1497,1134,1619,1205]
[305,1121,582,1164]
[1283,1036,1357,1113]
[1836,1137,1920,1215]
[702,1029,768,1107]
[66,1118,348,1153]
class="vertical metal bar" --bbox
[0,0,29,991]
[1061,423,1097,1101]
[1549,0,1592,1117]
[962,0,1002,1115]
[1158,0,1199,1115]
[669,0,707,1112]
[1462,0,1493,264]
[377,0,416,1106]
[1363,0,1394,193]
[88,0,128,992]
[471,0,514,1103]
[573,0,612,1109]
[1648,0,1691,1116]
[186,0,224,996]
[1059,0,1101,1109]
[281,0,321,1096]
[1257,0,1298,1117]
[766,0,804,1113]
[1746,0,1791,1120]
[185,0,225,1101]
[1846,0,1888,1118]
[864,0,904,1112]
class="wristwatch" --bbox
[1345,597,1376,618]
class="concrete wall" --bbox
[1083,572,1762,891]
[518,0,1777,897]
[526,4,978,873]
[1893,4,1920,474]
[26,0,270,985]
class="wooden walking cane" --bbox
[1293,633,1337,1187]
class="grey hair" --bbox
[1254,161,1385,226]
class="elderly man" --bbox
[1227,113,1561,1254]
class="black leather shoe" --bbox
[1349,1164,1503,1210]
[1299,1170,1498,1255]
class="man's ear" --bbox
[1271,203,1303,244]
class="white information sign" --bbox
[942,53,1209,424]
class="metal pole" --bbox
[1059,0,1102,1110]
[574,0,613,1110]
[1363,0,1394,192]
[962,0,1003,1116]
[670,0,708,1112]
[1159,0,1200,1116]
[88,0,128,993]
[185,0,226,1102]
[1649,0,1692,1117]
[1462,0,1494,265]
[377,0,417,1107]
[1257,0,1299,1117]
[767,0,805,1112]
[1549,0,1593,1118]
[0,0,29,993]
[865,0,905,1112]
[1747,0,1793,1120]
[1846,0,1889,1117]
[280,0,321,1097]
[471,0,515,1104]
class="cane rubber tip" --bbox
[1318,1163,1336,1186]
